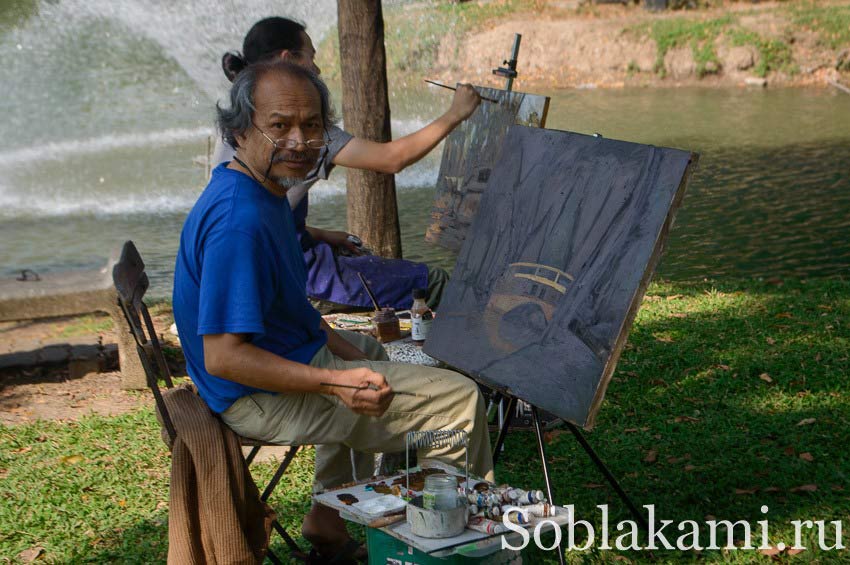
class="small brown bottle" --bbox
[410,288,433,346]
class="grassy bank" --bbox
[631,1,850,79]
[1,278,848,562]
[630,14,797,78]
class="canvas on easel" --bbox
[425,85,550,252]
[425,126,698,429]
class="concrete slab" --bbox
[70,344,101,361]
[39,344,70,365]
[0,266,146,389]
[0,350,39,369]
[69,358,101,379]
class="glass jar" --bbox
[422,474,459,510]
[373,308,401,343]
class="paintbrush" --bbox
[357,272,382,312]
[320,382,430,398]
[424,79,499,103]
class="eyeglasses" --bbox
[252,123,328,150]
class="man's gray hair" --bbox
[216,60,336,149]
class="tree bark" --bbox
[337,0,402,259]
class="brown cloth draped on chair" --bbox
[162,383,275,565]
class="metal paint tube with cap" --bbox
[467,516,508,535]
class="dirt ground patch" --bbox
[0,367,147,425]
[0,311,178,425]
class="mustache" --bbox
[272,151,314,164]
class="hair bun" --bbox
[222,52,246,82]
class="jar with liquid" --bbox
[422,474,459,510]
[373,307,401,343]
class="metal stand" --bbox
[565,423,649,531]
[531,406,566,565]
[493,33,522,92]
[489,32,523,445]
[490,394,649,563]
[246,445,305,561]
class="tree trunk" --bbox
[337,0,402,258]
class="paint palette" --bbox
[352,495,407,519]
[314,463,467,523]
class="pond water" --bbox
[1,1,848,297]
[311,87,850,282]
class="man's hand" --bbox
[327,367,393,417]
[316,229,364,255]
[447,84,482,123]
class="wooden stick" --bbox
[320,382,430,398]
[424,79,499,103]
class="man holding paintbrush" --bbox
[173,61,493,561]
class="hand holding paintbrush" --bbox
[424,79,499,103]
[321,382,431,399]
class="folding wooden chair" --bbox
[112,240,305,564]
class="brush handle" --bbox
[320,382,427,398]
[368,513,406,528]
[356,272,382,311]
[424,79,498,103]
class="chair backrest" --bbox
[112,240,177,445]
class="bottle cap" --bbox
[412,288,428,300]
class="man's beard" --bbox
[275,175,304,189]
[271,151,311,189]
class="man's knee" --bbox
[362,334,389,362]
[448,371,483,399]
[337,329,388,362]
[437,371,487,418]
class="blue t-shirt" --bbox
[173,164,327,413]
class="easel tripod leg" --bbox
[566,422,649,530]
[532,407,566,565]
[491,396,516,466]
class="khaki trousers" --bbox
[221,331,494,492]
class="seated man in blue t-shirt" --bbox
[172,61,493,560]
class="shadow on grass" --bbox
[495,278,849,562]
[77,448,320,564]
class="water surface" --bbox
[1,0,848,296]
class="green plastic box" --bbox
[366,527,523,564]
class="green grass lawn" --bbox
[1,278,847,563]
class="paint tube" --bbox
[470,506,502,520]
[467,517,508,535]
[502,506,530,525]
[522,503,557,518]
[508,488,546,505]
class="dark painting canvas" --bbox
[426,86,550,251]
[424,126,697,429]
